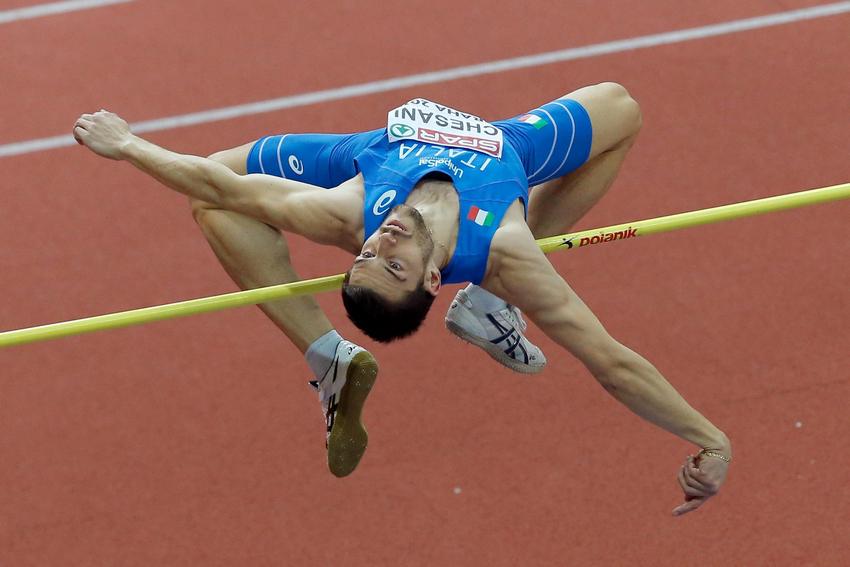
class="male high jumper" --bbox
[74,83,731,515]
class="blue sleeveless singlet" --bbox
[354,135,529,284]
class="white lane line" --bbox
[0,0,132,25]
[2,1,848,159]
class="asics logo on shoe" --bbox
[325,394,339,434]
[487,313,530,364]
[309,352,344,438]
[444,289,545,374]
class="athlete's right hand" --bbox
[73,110,134,160]
[671,451,729,516]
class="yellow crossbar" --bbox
[2,182,848,348]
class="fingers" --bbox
[73,124,88,145]
[673,452,726,516]
[690,455,726,495]
[677,465,705,497]
[678,457,713,495]
[73,116,93,144]
[684,456,716,492]
[73,109,117,144]
[75,110,113,128]
[672,496,705,517]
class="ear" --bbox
[424,267,441,296]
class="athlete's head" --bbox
[342,204,441,342]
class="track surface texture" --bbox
[2,2,849,565]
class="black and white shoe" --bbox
[308,340,378,477]
[445,288,546,374]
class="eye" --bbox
[389,261,402,271]
[361,251,375,258]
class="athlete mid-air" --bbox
[74,82,731,515]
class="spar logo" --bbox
[390,124,415,137]
[577,227,638,247]
[417,128,502,158]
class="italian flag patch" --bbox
[468,206,494,226]
[519,113,547,129]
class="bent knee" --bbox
[189,201,239,244]
[594,82,641,140]
[190,197,219,225]
[566,82,641,155]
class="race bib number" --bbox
[387,98,503,158]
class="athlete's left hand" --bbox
[672,453,729,516]
[73,110,134,160]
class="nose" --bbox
[378,231,397,248]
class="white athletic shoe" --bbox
[445,288,546,374]
[308,340,378,477]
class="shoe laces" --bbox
[502,304,528,333]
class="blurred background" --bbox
[1,1,849,565]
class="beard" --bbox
[391,204,435,262]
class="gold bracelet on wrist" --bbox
[698,448,731,463]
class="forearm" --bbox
[596,347,731,454]
[120,135,233,204]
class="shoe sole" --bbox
[445,319,545,375]
[327,351,378,477]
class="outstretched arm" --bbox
[485,225,731,516]
[73,111,360,248]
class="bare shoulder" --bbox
[484,200,536,277]
[483,216,571,315]
[486,219,534,277]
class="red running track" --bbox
[1,1,849,565]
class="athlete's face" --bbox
[348,205,440,302]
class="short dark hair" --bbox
[341,274,436,343]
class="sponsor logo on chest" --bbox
[387,98,504,158]
[372,189,397,216]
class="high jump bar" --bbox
[1,182,848,349]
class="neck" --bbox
[430,236,451,269]
[406,177,459,269]
[416,204,454,269]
